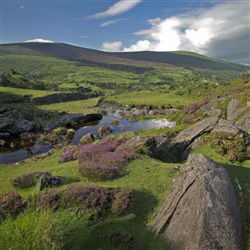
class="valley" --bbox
[0,42,249,249]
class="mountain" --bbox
[1,42,248,72]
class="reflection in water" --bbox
[0,111,175,164]
[72,112,175,145]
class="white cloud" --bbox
[101,2,249,64]
[80,35,88,39]
[101,41,124,52]
[100,19,126,28]
[123,40,151,52]
[89,0,142,18]
[25,38,54,43]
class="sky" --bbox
[1,0,249,64]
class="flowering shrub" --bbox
[78,137,136,181]
[36,184,132,216]
[36,189,61,212]
[58,147,78,163]
[0,192,26,219]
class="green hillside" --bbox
[0,43,249,249]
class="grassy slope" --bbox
[0,149,179,249]
[0,44,249,249]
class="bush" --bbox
[12,172,44,189]
[36,184,132,217]
[58,147,78,163]
[209,132,250,162]
[0,192,26,219]
[78,137,136,181]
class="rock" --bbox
[235,108,250,132]
[66,129,75,140]
[175,116,220,145]
[13,172,61,189]
[80,133,97,145]
[13,119,35,134]
[203,98,223,116]
[43,172,61,187]
[43,113,102,131]
[0,132,11,139]
[98,125,112,137]
[19,132,36,140]
[213,118,241,135]
[227,98,247,122]
[152,154,242,250]
[112,120,120,126]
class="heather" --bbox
[58,146,78,163]
[36,184,132,216]
[78,137,136,181]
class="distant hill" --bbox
[1,42,248,72]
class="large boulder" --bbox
[152,154,242,250]
[0,109,36,135]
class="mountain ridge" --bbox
[1,42,248,71]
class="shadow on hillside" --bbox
[59,176,81,185]
[61,189,172,249]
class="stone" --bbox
[80,133,97,145]
[98,125,112,137]
[152,154,242,250]
[213,118,241,135]
[227,98,246,122]
[175,116,220,145]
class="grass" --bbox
[0,144,179,249]
[105,90,197,107]
[38,98,101,114]
[0,86,57,98]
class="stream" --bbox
[0,111,176,165]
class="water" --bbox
[72,111,175,144]
[0,111,175,164]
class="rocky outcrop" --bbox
[213,118,241,135]
[175,116,219,145]
[0,109,37,135]
[152,154,242,250]
[227,98,250,131]
[43,113,102,131]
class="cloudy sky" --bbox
[1,0,249,64]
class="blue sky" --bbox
[1,0,249,64]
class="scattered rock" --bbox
[19,132,36,140]
[80,133,97,145]
[13,172,61,189]
[152,154,242,250]
[98,125,112,137]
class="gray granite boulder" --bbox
[152,154,242,250]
